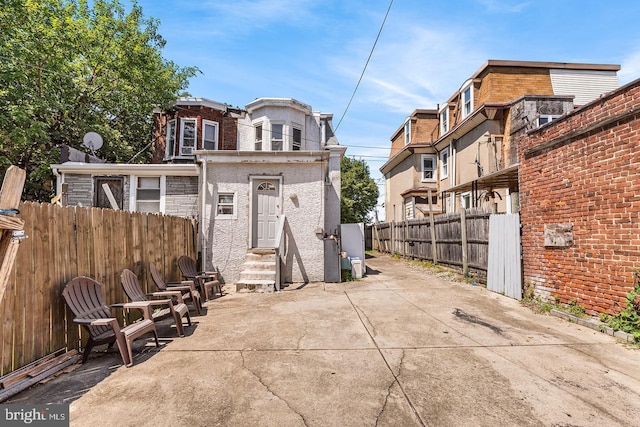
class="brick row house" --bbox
[52,97,345,289]
[381,60,620,221]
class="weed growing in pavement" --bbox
[600,270,640,341]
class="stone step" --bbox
[244,253,276,262]
[236,279,275,293]
[242,261,276,271]
[239,270,276,281]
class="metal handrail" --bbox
[273,214,287,291]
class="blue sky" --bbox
[135,0,640,218]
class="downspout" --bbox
[198,156,208,270]
[450,140,456,211]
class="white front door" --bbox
[252,179,280,248]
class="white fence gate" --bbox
[487,213,522,299]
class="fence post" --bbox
[461,208,468,276]
[428,189,437,264]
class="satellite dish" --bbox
[82,132,103,154]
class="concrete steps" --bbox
[236,249,276,293]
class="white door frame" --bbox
[249,175,283,248]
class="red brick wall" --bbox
[518,80,640,315]
[151,105,238,162]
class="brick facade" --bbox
[165,176,198,218]
[518,79,640,315]
[151,105,238,162]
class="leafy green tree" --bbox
[0,0,198,200]
[340,157,379,224]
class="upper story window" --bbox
[255,123,263,151]
[462,83,473,118]
[440,148,449,179]
[166,119,176,158]
[404,120,411,145]
[292,127,302,151]
[271,123,283,151]
[202,120,218,150]
[537,115,561,127]
[439,105,449,135]
[421,154,437,182]
[180,118,197,156]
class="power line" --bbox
[334,0,394,132]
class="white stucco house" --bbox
[52,97,346,290]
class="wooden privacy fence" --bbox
[371,209,491,277]
[0,202,197,376]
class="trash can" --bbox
[350,258,362,279]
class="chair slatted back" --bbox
[120,269,147,302]
[177,256,198,279]
[62,277,113,339]
[149,262,167,291]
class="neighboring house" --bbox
[53,97,345,289]
[381,60,620,220]
[518,77,640,315]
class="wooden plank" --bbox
[461,209,468,276]
[0,166,26,210]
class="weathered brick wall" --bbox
[151,106,239,161]
[64,174,93,207]
[518,79,640,315]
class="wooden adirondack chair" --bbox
[149,262,201,315]
[62,276,159,367]
[177,255,221,301]
[120,269,191,337]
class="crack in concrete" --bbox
[374,380,394,427]
[239,350,309,426]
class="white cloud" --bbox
[619,50,640,84]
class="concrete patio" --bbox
[7,253,640,426]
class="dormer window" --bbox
[404,119,411,145]
[439,105,449,135]
[462,83,473,118]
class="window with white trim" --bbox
[439,105,449,135]
[404,199,414,220]
[179,118,197,156]
[404,119,411,145]
[216,192,237,218]
[255,123,263,151]
[271,123,283,151]
[292,126,302,151]
[165,119,176,158]
[136,177,161,213]
[202,120,218,150]
[440,148,449,179]
[537,115,561,127]
[462,83,473,118]
[421,154,437,182]
[461,192,472,209]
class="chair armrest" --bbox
[74,317,119,327]
[150,291,184,304]
[120,301,156,320]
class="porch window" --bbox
[461,192,472,209]
[537,115,561,127]
[166,119,176,158]
[255,123,263,151]
[216,192,237,218]
[292,127,302,151]
[202,120,218,150]
[136,177,161,213]
[421,154,437,182]
[180,118,197,156]
[440,148,449,179]
[271,123,283,151]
